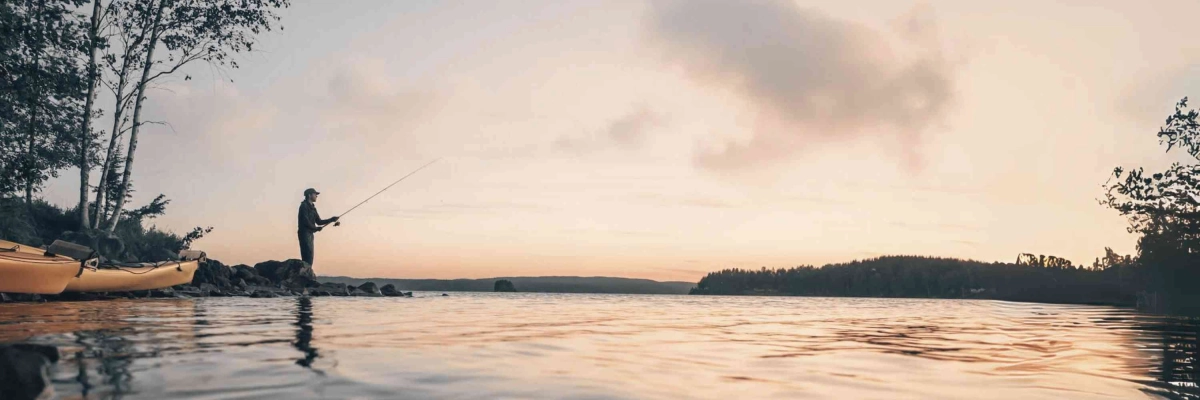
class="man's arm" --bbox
[314,207,339,226]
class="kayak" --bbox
[0,240,91,294]
[64,259,201,293]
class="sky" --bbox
[41,0,1200,282]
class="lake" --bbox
[0,293,1196,399]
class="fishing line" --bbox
[336,158,441,220]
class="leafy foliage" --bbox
[0,0,90,199]
[1103,97,1200,311]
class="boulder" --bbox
[380,284,403,297]
[250,290,278,298]
[191,259,233,288]
[356,282,383,297]
[253,260,318,289]
[314,282,349,296]
[232,265,257,281]
[0,344,58,400]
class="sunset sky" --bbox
[42,0,1200,281]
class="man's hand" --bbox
[316,226,323,232]
[331,216,340,222]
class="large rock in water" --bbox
[380,284,403,297]
[356,282,383,297]
[59,229,124,261]
[313,282,349,296]
[191,259,233,288]
[253,260,318,289]
[0,344,58,400]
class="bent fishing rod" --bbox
[332,158,441,225]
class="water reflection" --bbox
[1143,315,1200,399]
[2,296,1200,399]
[293,296,321,371]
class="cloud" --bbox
[555,107,663,154]
[319,59,438,157]
[646,0,955,171]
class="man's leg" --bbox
[298,231,314,266]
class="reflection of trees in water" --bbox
[294,296,321,371]
[1144,316,1200,400]
[71,329,143,399]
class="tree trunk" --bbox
[106,0,165,232]
[78,0,102,229]
[23,0,44,210]
[92,70,127,228]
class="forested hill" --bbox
[320,276,696,295]
[689,255,1137,306]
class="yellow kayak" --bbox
[0,240,90,294]
[64,259,201,293]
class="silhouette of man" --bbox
[298,188,338,267]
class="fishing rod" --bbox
[333,158,441,224]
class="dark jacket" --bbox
[298,200,335,233]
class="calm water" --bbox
[0,294,1197,399]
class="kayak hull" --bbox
[0,240,88,294]
[64,260,199,292]
[0,252,82,294]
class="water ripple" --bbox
[0,294,1195,399]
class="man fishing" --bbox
[298,188,339,267]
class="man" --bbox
[298,188,338,267]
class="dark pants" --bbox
[298,230,315,266]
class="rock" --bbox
[232,265,257,280]
[253,260,319,289]
[192,259,234,289]
[250,290,278,298]
[173,285,206,297]
[316,282,349,296]
[0,294,43,303]
[149,287,175,298]
[236,278,248,288]
[356,282,383,297]
[442,293,448,296]
[380,284,403,297]
[494,279,517,292]
[0,344,58,400]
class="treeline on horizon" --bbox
[321,276,696,295]
[689,252,1137,306]
[692,98,1200,314]
[1,0,289,261]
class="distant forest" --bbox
[693,98,1200,314]
[689,252,1137,306]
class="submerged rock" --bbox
[0,343,58,400]
[356,282,383,297]
[250,290,278,298]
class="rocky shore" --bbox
[0,259,413,303]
